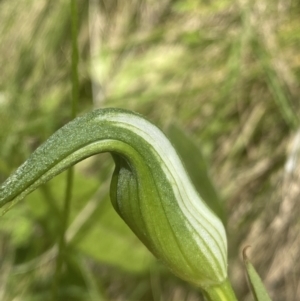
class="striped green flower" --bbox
[0,108,227,288]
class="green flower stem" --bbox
[53,0,79,297]
[202,278,238,301]
[70,0,79,119]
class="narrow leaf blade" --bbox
[243,248,272,301]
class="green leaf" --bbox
[166,123,226,225]
[75,196,154,273]
[243,247,272,301]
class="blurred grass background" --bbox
[0,0,300,300]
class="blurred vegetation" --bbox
[0,0,300,300]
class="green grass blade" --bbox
[243,248,272,301]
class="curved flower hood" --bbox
[0,108,227,287]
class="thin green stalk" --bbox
[202,278,238,301]
[70,0,79,119]
[52,0,79,298]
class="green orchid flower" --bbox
[0,108,237,300]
